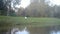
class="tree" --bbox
[0,0,4,10]
[0,0,21,16]
[24,0,48,17]
[16,7,24,16]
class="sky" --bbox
[14,0,60,12]
[50,0,60,5]
[20,0,30,8]
[46,0,60,6]
[15,0,30,8]
[16,0,60,8]
[21,0,60,8]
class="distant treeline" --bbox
[0,0,60,18]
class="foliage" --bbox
[0,0,60,18]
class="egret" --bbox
[25,17,27,19]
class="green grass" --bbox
[0,16,60,27]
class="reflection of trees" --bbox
[27,27,50,34]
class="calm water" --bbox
[0,25,60,34]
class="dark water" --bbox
[0,25,60,34]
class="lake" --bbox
[0,25,60,34]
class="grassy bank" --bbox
[0,16,60,27]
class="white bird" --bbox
[25,17,27,19]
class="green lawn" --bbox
[0,16,60,27]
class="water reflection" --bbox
[50,31,60,34]
[15,30,29,34]
[0,25,60,34]
[12,27,29,34]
